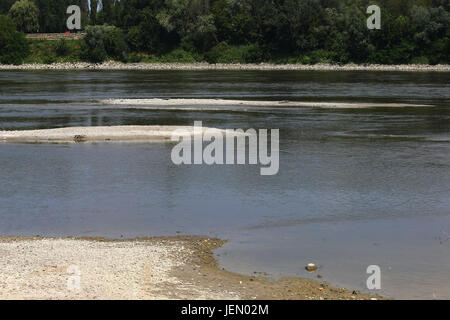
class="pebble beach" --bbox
[1,62,449,72]
[0,236,383,300]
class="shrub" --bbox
[205,42,232,63]
[127,52,143,63]
[297,55,312,64]
[410,56,430,64]
[368,42,414,64]
[81,25,128,63]
[104,27,128,62]
[205,42,263,63]
[308,50,336,64]
[42,52,56,64]
[160,49,196,63]
[54,39,70,56]
[8,0,39,33]
[80,26,106,62]
[0,15,29,65]
[125,26,142,52]
[242,44,263,63]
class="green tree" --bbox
[0,15,29,65]
[98,0,116,25]
[156,0,218,52]
[90,0,99,25]
[15,0,449,64]
[81,25,128,62]
[34,0,82,33]
[126,7,169,54]
[104,25,128,61]
[8,0,40,33]
[344,5,370,62]
[0,0,15,15]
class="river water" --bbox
[0,70,449,299]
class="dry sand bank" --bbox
[0,62,449,72]
[0,236,383,300]
[0,125,229,143]
[102,98,431,109]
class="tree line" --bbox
[1,0,449,64]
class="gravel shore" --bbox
[0,62,449,72]
[0,236,383,300]
[0,125,229,143]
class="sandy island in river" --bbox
[0,236,384,300]
[102,98,431,109]
[0,125,233,143]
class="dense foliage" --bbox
[80,24,128,62]
[0,15,29,64]
[0,0,449,64]
[8,0,39,33]
[33,0,84,33]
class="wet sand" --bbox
[0,236,384,300]
[0,125,230,143]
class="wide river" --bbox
[0,70,449,299]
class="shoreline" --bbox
[0,236,384,300]
[0,62,449,72]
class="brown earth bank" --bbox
[0,236,385,300]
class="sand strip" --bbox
[0,125,229,143]
[0,62,449,72]
[101,98,431,109]
[0,236,384,300]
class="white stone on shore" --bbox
[306,263,318,272]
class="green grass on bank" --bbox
[23,39,436,65]
[25,39,266,64]
[25,39,82,64]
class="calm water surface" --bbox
[0,70,449,299]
